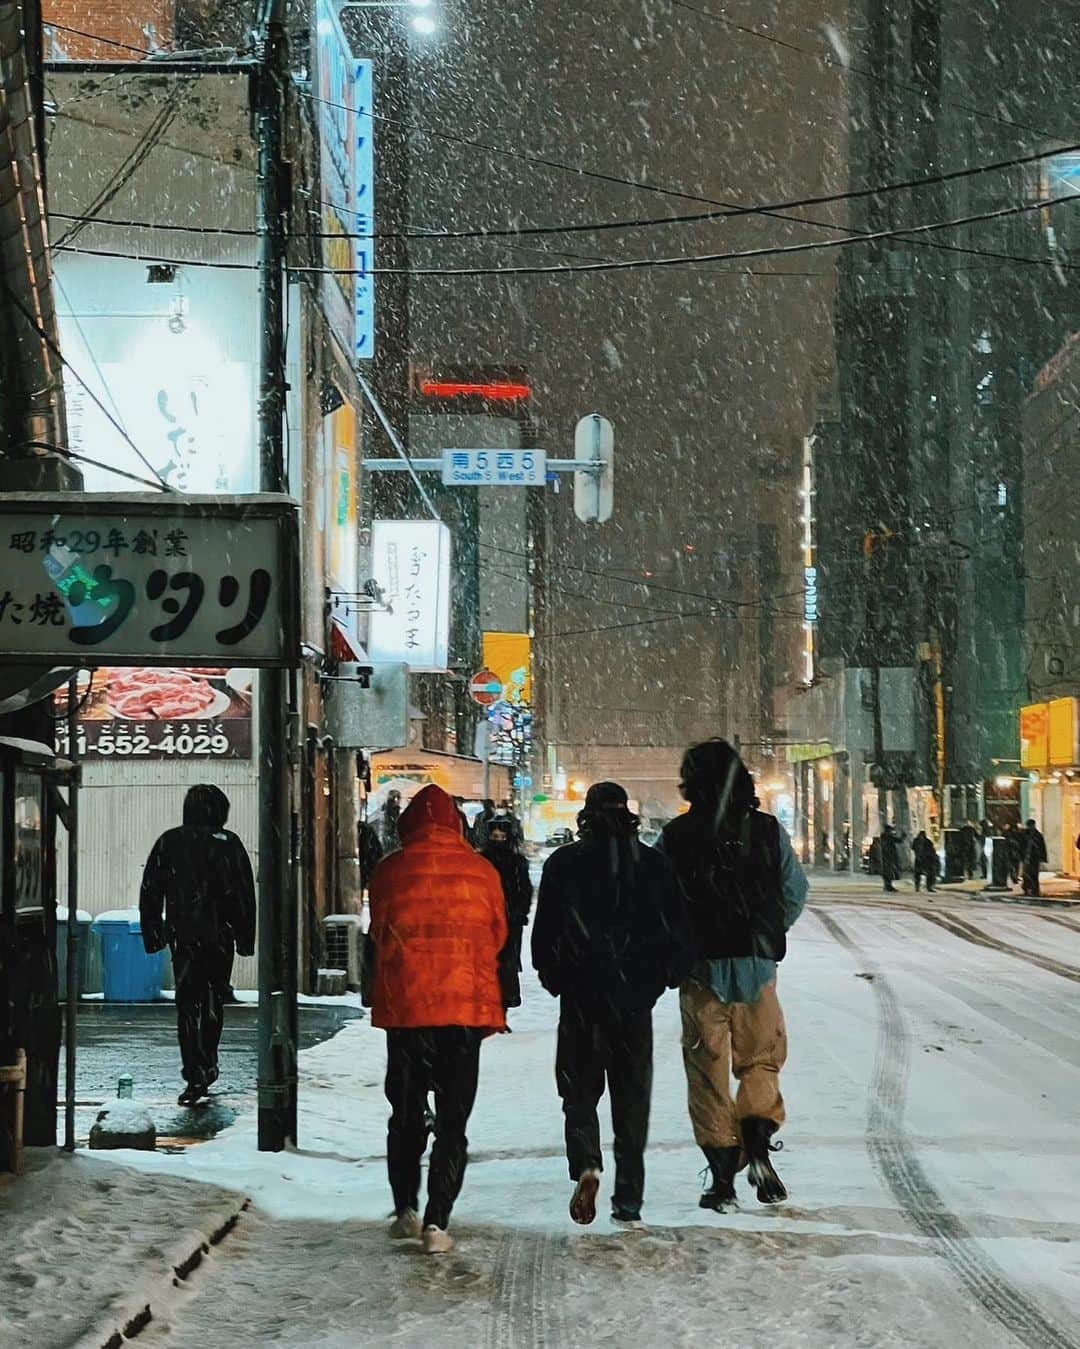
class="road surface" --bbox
[107,890,1080,1347]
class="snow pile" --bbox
[92,1101,157,1135]
[0,1151,244,1349]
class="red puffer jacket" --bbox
[369,785,508,1031]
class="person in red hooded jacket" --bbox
[367,784,507,1254]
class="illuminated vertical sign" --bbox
[354,58,375,360]
[368,520,452,672]
[801,436,816,684]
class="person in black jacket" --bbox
[482,820,533,1009]
[1021,818,1048,897]
[140,785,255,1106]
[911,830,938,893]
[532,781,693,1227]
[880,824,901,892]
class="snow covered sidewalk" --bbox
[0,1149,246,1349]
[4,898,1079,1348]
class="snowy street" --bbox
[5,888,1078,1349]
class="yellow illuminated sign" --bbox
[1048,696,1079,766]
[1020,702,1049,769]
[482,631,531,705]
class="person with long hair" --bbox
[659,740,808,1210]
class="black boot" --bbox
[741,1117,787,1205]
[699,1146,741,1212]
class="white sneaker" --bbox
[422,1224,454,1254]
[611,1215,645,1231]
[389,1209,422,1240]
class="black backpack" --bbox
[664,810,786,962]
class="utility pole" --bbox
[254,0,296,1151]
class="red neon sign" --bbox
[420,380,531,401]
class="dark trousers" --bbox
[913,867,937,892]
[556,997,653,1218]
[385,1027,482,1230]
[1022,865,1041,897]
[172,942,233,1087]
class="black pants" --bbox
[385,1027,482,1230]
[913,868,937,892]
[1022,865,1041,897]
[172,941,234,1087]
[556,998,653,1218]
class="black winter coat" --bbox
[659,808,787,961]
[140,826,256,956]
[482,844,533,1007]
[532,827,694,1011]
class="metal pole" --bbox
[63,675,79,1152]
[356,373,442,521]
[255,0,294,1152]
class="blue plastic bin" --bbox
[94,915,166,1002]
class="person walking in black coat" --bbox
[880,824,901,892]
[911,830,938,893]
[140,785,255,1106]
[532,782,693,1228]
[1021,819,1048,897]
[482,821,534,1009]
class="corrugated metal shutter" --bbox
[57,760,261,988]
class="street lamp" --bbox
[337,0,438,35]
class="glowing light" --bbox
[570,779,587,796]
[995,774,1014,789]
[411,13,437,33]
[420,379,529,400]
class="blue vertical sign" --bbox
[354,59,375,361]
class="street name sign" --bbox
[441,449,546,487]
[0,493,299,667]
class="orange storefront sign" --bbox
[1020,703,1049,770]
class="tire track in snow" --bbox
[918,909,1080,984]
[486,1231,564,1349]
[816,908,1078,1349]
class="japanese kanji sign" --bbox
[441,448,546,487]
[0,493,298,668]
[367,519,451,673]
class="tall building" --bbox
[782,0,1080,858]
[404,0,847,814]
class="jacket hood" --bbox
[398,785,463,841]
[183,784,230,830]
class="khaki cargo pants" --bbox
[679,977,787,1149]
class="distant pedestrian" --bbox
[958,821,978,880]
[1005,823,1022,885]
[139,785,255,1107]
[482,820,534,1009]
[979,818,993,880]
[911,830,938,893]
[533,782,693,1228]
[495,799,524,846]
[358,816,384,897]
[659,739,807,1211]
[880,824,901,893]
[368,785,507,1254]
[377,790,403,853]
[1021,819,1048,897]
[471,798,497,850]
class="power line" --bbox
[46,137,1080,245]
[50,189,1080,278]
